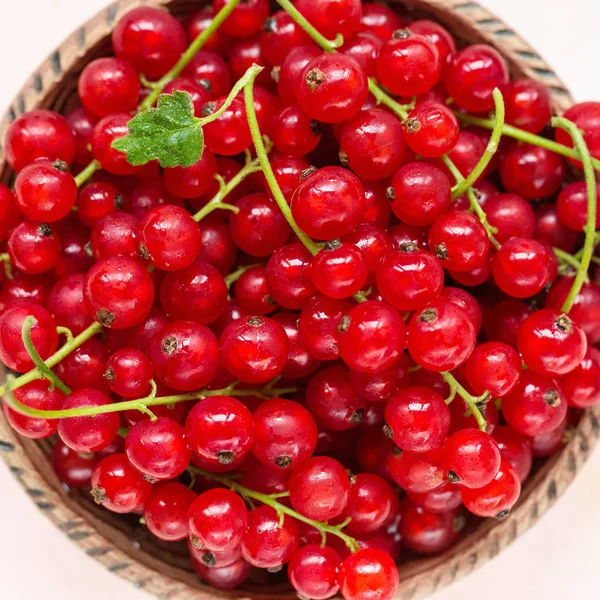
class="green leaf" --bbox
[112,91,204,168]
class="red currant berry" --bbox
[408,19,456,63]
[404,102,459,158]
[460,459,521,519]
[289,456,351,521]
[361,2,402,39]
[270,105,322,157]
[351,353,409,404]
[298,53,368,123]
[491,237,554,298]
[492,426,533,482]
[483,193,536,244]
[337,548,399,600]
[189,488,248,551]
[0,301,58,372]
[389,447,445,493]
[105,348,153,398]
[339,109,406,180]
[203,97,252,156]
[234,266,277,317]
[51,439,98,487]
[8,221,61,275]
[407,480,462,514]
[277,45,322,104]
[126,416,191,480]
[162,150,218,198]
[241,505,299,568]
[535,204,582,253]
[55,339,110,394]
[112,7,186,80]
[408,300,476,371]
[58,389,120,453]
[446,44,509,112]
[91,212,140,260]
[384,386,450,452]
[505,78,552,134]
[14,159,77,223]
[5,109,76,172]
[91,453,152,513]
[185,396,254,465]
[84,255,154,329]
[191,558,251,590]
[502,371,567,436]
[3,380,64,439]
[260,10,313,66]
[376,29,442,97]
[555,102,600,166]
[443,428,501,488]
[289,544,341,600]
[150,321,219,391]
[77,182,123,227]
[464,342,522,398]
[144,482,196,542]
[252,398,318,469]
[92,114,141,175]
[559,347,600,408]
[556,181,600,232]
[341,31,383,76]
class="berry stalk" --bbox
[187,464,360,552]
[275,0,344,52]
[21,316,71,395]
[193,154,263,222]
[0,321,103,397]
[74,159,101,188]
[3,377,297,420]
[441,371,487,431]
[139,0,243,111]
[456,112,600,172]
[552,116,597,313]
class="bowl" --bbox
[0,1,597,599]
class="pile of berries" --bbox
[1,0,600,598]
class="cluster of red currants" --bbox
[1,0,600,598]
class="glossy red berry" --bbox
[502,371,568,436]
[5,109,76,172]
[112,6,187,80]
[443,428,501,489]
[191,558,251,590]
[491,238,554,298]
[126,416,191,480]
[361,2,402,39]
[241,506,299,568]
[408,19,456,62]
[505,78,552,134]
[298,53,368,123]
[389,447,445,493]
[162,150,218,199]
[8,221,61,275]
[389,162,451,227]
[492,426,533,483]
[252,398,318,469]
[289,544,341,600]
[234,266,277,317]
[185,396,254,465]
[189,488,248,551]
[0,301,58,372]
[428,211,490,273]
[289,456,351,521]
[559,347,600,408]
[220,316,289,384]
[150,320,219,391]
[399,502,462,554]
[77,181,123,227]
[14,159,77,223]
[460,459,521,519]
[214,0,269,37]
[404,102,459,157]
[144,482,196,542]
[260,10,313,66]
[483,193,536,244]
[384,386,450,452]
[341,31,383,76]
[555,102,600,166]
[92,113,141,175]
[58,389,120,453]
[78,57,140,117]
[408,300,476,371]
[518,309,587,376]
[277,46,322,104]
[446,44,509,112]
[339,109,406,180]
[203,97,252,156]
[91,212,140,260]
[3,380,64,439]
[91,453,152,514]
[54,338,110,394]
[376,248,444,311]
[407,480,462,514]
[84,255,154,329]
[105,347,153,398]
[465,342,522,398]
[270,105,322,157]
[306,365,368,431]
[339,301,407,374]
[51,439,98,487]
[337,548,399,600]
[556,181,600,232]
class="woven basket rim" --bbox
[0,1,597,599]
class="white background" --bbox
[1,0,599,598]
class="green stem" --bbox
[2,379,298,420]
[451,89,505,200]
[193,156,263,222]
[187,465,360,552]
[552,117,597,313]
[74,160,101,188]
[455,112,600,173]
[275,0,343,52]
[243,67,321,256]
[368,79,409,119]
[554,247,587,279]
[139,0,243,111]
[0,252,12,280]
[56,326,74,343]
[21,317,71,394]
[440,371,487,431]
[0,321,102,396]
